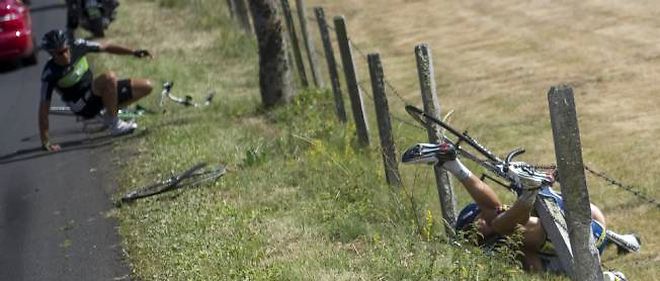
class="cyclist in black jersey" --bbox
[38,29,154,152]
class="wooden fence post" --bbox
[314,7,347,123]
[226,0,236,18]
[280,0,309,87]
[368,53,401,187]
[295,0,323,88]
[233,0,253,34]
[334,16,369,147]
[414,43,456,232]
[548,85,603,281]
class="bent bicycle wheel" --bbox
[120,163,226,204]
[120,163,207,203]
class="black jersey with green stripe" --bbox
[40,39,101,102]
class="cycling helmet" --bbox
[41,29,69,52]
[455,203,480,231]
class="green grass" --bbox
[84,0,659,280]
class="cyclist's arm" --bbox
[38,81,61,152]
[38,99,50,144]
[98,42,152,58]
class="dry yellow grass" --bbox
[303,0,660,278]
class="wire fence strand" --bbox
[584,165,660,209]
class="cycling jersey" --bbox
[40,39,101,105]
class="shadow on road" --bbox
[29,3,67,14]
[20,127,92,142]
[0,129,148,165]
[0,62,23,74]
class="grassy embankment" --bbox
[89,0,658,280]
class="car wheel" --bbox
[21,37,38,66]
[22,51,38,66]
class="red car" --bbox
[0,0,36,65]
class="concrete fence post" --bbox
[548,85,603,281]
[414,43,456,232]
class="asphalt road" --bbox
[0,1,131,280]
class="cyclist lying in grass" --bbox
[402,142,628,280]
[38,29,154,151]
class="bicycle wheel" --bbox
[120,163,207,203]
[176,164,226,188]
[120,163,226,203]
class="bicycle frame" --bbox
[405,105,527,190]
[49,105,150,120]
[159,81,214,108]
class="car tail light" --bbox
[0,4,25,31]
[0,4,22,22]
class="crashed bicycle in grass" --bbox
[402,105,639,279]
[118,162,226,205]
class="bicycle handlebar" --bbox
[503,148,526,173]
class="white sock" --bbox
[442,159,472,182]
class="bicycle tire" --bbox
[176,164,226,188]
[120,163,208,203]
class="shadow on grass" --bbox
[0,129,149,165]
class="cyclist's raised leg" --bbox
[93,71,119,118]
[93,71,136,135]
[117,78,153,107]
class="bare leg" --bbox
[118,78,153,107]
[92,71,119,118]
[520,217,546,271]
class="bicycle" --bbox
[159,81,214,108]
[49,81,214,133]
[49,104,153,120]
[403,105,641,273]
[119,162,226,204]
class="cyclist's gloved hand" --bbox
[133,49,152,59]
[42,141,62,152]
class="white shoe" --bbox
[603,271,627,281]
[506,162,554,189]
[110,119,137,136]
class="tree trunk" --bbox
[248,0,294,107]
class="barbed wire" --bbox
[584,166,660,209]
[346,39,415,106]
[521,162,659,209]
[356,80,425,131]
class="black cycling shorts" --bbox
[76,79,133,119]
